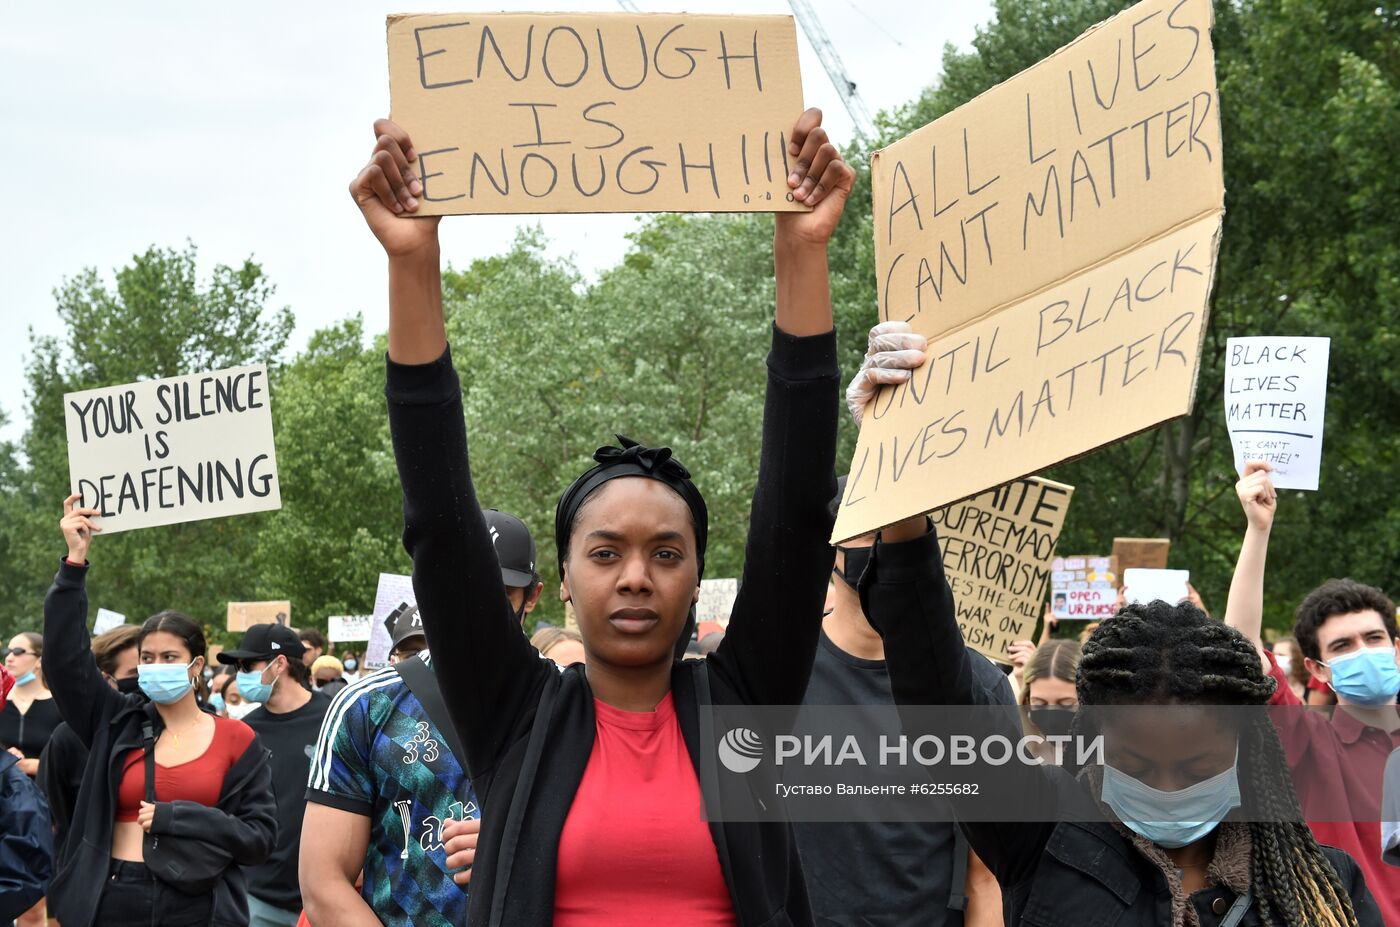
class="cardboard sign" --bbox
[93,608,127,635]
[366,573,416,670]
[1225,336,1330,490]
[227,600,291,633]
[1123,567,1189,605]
[387,13,807,215]
[834,0,1224,542]
[64,365,280,534]
[930,476,1073,663]
[1051,555,1118,619]
[1112,537,1171,575]
[328,615,373,643]
[696,578,739,627]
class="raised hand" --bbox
[775,108,857,249]
[61,493,101,564]
[349,119,442,258]
[845,321,928,426]
[1007,639,1036,687]
[1235,461,1278,533]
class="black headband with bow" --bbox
[554,435,708,581]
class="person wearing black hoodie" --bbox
[42,494,277,927]
[353,107,852,926]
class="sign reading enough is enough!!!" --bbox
[387,13,808,215]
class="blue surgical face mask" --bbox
[236,666,280,704]
[137,660,196,705]
[207,693,225,713]
[13,671,36,687]
[1323,646,1400,706]
[1100,751,1242,849]
[343,659,358,673]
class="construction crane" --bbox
[613,0,875,141]
[786,0,875,141]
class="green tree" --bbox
[0,243,292,641]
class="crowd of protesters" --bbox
[1,110,1397,927]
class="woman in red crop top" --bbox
[42,495,276,927]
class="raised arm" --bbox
[351,120,544,776]
[1223,461,1277,672]
[707,110,851,706]
[42,495,124,746]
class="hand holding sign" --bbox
[1234,460,1278,534]
[846,321,929,426]
[60,493,102,563]
[775,108,856,246]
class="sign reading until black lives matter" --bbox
[65,365,280,534]
[834,0,1224,542]
[929,476,1073,663]
[387,13,808,215]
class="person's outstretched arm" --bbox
[42,495,122,747]
[351,120,543,777]
[708,109,852,707]
[1223,461,1277,672]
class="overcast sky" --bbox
[0,0,994,444]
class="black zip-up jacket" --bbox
[863,528,1383,926]
[42,560,278,927]
[386,326,840,927]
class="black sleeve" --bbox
[860,523,1059,888]
[36,724,84,852]
[706,325,840,707]
[385,348,549,779]
[41,560,130,747]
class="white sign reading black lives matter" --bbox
[64,365,281,533]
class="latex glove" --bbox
[845,321,928,427]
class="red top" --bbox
[116,715,254,822]
[1265,651,1400,926]
[554,692,735,927]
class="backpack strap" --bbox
[394,654,470,784]
[1219,891,1252,927]
[141,720,157,804]
[947,826,969,911]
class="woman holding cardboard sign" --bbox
[345,110,850,925]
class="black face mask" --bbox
[116,675,143,696]
[833,544,873,589]
[1028,706,1076,738]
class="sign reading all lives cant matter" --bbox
[65,366,280,534]
[929,477,1073,664]
[387,13,807,215]
[1225,336,1330,490]
[834,0,1224,542]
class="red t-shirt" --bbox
[554,692,736,926]
[1265,651,1400,926]
[116,715,254,822]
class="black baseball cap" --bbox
[218,623,306,664]
[485,509,538,588]
[390,604,426,650]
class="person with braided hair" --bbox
[843,341,1380,926]
[1225,460,1400,924]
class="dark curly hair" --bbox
[1076,602,1357,927]
[1293,579,1396,663]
